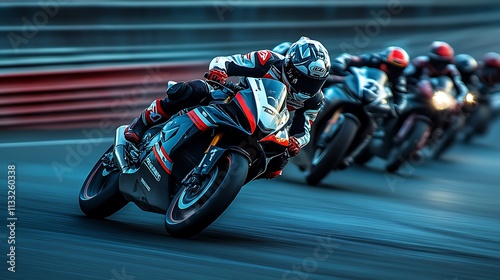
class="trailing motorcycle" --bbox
[356,75,474,171]
[461,85,491,142]
[420,77,469,159]
[357,79,443,172]
[354,101,431,173]
[79,78,291,238]
[302,67,394,185]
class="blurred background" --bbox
[1,0,500,129]
[1,1,499,280]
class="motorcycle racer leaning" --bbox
[478,52,500,89]
[404,41,468,101]
[454,54,489,95]
[124,36,331,178]
[330,46,410,115]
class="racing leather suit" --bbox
[126,50,325,178]
[158,49,323,149]
[331,53,407,100]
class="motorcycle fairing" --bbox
[351,67,392,106]
[259,128,289,147]
[118,78,290,214]
[431,76,455,96]
[323,85,360,106]
[233,78,289,135]
[324,67,391,108]
[118,113,202,214]
[119,148,172,214]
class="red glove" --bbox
[205,67,228,84]
[288,136,301,157]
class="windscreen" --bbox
[349,67,391,102]
[432,76,454,94]
[260,79,287,112]
[363,68,388,87]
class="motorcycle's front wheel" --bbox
[353,145,374,165]
[386,120,430,173]
[79,146,128,218]
[463,104,491,142]
[306,114,359,186]
[165,152,249,238]
[433,116,463,159]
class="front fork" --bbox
[182,131,226,189]
[394,114,417,144]
[317,110,342,148]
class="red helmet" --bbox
[483,52,500,68]
[429,41,454,71]
[383,46,409,68]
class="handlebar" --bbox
[205,79,244,97]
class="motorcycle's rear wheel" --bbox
[79,146,128,218]
[165,152,248,238]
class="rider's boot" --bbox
[124,99,170,144]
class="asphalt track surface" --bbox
[0,115,499,280]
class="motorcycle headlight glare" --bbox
[465,92,475,104]
[432,91,454,110]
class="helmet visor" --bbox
[284,61,327,95]
[430,57,449,71]
[386,64,405,78]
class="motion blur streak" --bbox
[1,1,498,71]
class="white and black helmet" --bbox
[282,37,330,99]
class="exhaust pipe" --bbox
[114,125,129,172]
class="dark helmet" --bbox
[455,54,478,74]
[283,36,330,100]
[428,41,454,71]
[483,52,500,68]
[272,41,292,56]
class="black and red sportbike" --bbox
[302,67,394,185]
[79,78,291,238]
